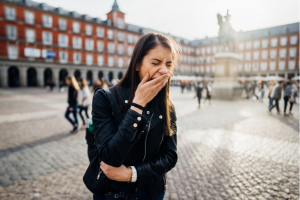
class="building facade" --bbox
[0,0,299,87]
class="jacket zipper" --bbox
[157,131,164,155]
[97,167,102,180]
[162,175,166,191]
[142,113,154,163]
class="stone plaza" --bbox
[0,87,299,200]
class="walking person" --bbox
[283,82,294,116]
[268,81,275,109]
[78,78,92,129]
[65,76,80,133]
[195,82,203,108]
[292,81,298,104]
[269,81,284,114]
[260,83,266,102]
[87,33,178,200]
[204,82,212,105]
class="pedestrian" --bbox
[268,81,275,109]
[260,82,266,102]
[65,76,80,133]
[292,81,298,104]
[252,81,258,100]
[283,81,294,116]
[93,79,103,92]
[78,78,92,129]
[204,82,212,105]
[246,82,251,99]
[195,82,203,108]
[269,81,284,114]
[180,81,185,93]
[89,33,178,200]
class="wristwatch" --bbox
[130,166,137,182]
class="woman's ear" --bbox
[135,63,141,72]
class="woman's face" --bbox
[78,81,82,86]
[65,78,70,85]
[136,45,172,82]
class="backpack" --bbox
[83,87,122,196]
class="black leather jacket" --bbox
[92,85,177,199]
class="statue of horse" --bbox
[217,11,237,52]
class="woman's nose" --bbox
[158,65,168,74]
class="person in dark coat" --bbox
[195,82,203,108]
[269,81,284,114]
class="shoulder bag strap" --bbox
[103,88,122,126]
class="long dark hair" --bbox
[117,33,180,136]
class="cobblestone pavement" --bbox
[0,87,298,200]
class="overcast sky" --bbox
[40,0,299,40]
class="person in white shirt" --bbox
[78,78,92,129]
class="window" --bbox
[246,41,252,50]
[200,66,204,73]
[261,62,267,71]
[108,42,114,53]
[271,38,277,47]
[270,61,276,71]
[289,47,297,57]
[134,35,139,43]
[288,60,296,70]
[279,61,285,70]
[85,39,94,51]
[107,30,113,39]
[244,63,251,71]
[118,18,124,29]
[73,37,82,49]
[238,53,244,60]
[97,27,104,38]
[58,34,68,47]
[212,65,215,72]
[73,52,81,64]
[86,25,92,36]
[290,35,298,45]
[270,49,277,59]
[128,34,133,43]
[118,32,124,41]
[59,19,67,30]
[6,25,17,40]
[262,39,268,48]
[7,45,18,60]
[128,46,133,56]
[59,51,68,63]
[24,11,34,24]
[238,64,243,71]
[42,15,52,28]
[252,62,259,71]
[108,56,114,67]
[201,48,205,55]
[253,51,259,60]
[5,6,16,20]
[42,31,52,45]
[118,44,123,54]
[196,48,200,55]
[206,47,211,54]
[279,48,286,58]
[206,65,210,73]
[253,40,260,49]
[206,56,211,63]
[73,22,80,33]
[97,55,104,66]
[212,46,217,53]
[118,58,123,67]
[261,50,268,60]
[97,41,104,52]
[280,37,287,46]
[245,52,251,61]
[86,54,93,65]
[238,43,244,51]
[26,29,35,43]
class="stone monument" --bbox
[212,10,243,100]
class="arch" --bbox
[87,71,93,86]
[108,71,114,82]
[98,71,103,79]
[27,67,37,87]
[74,70,81,80]
[118,72,123,80]
[8,66,20,87]
[59,69,68,85]
[44,68,53,86]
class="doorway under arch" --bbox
[118,72,123,80]
[44,68,53,86]
[27,67,37,87]
[59,69,68,85]
[87,71,93,86]
[74,70,81,80]
[8,66,20,87]
[108,71,114,82]
[98,71,103,80]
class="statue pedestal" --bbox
[212,52,242,100]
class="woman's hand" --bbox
[69,107,73,111]
[133,72,170,107]
[100,161,131,182]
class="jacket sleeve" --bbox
[134,108,178,186]
[92,89,148,167]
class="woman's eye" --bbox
[152,63,158,65]
[167,65,171,68]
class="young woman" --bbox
[78,78,92,129]
[92,33,180,200]
[283,81,293,116]
[65,76,80,133]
